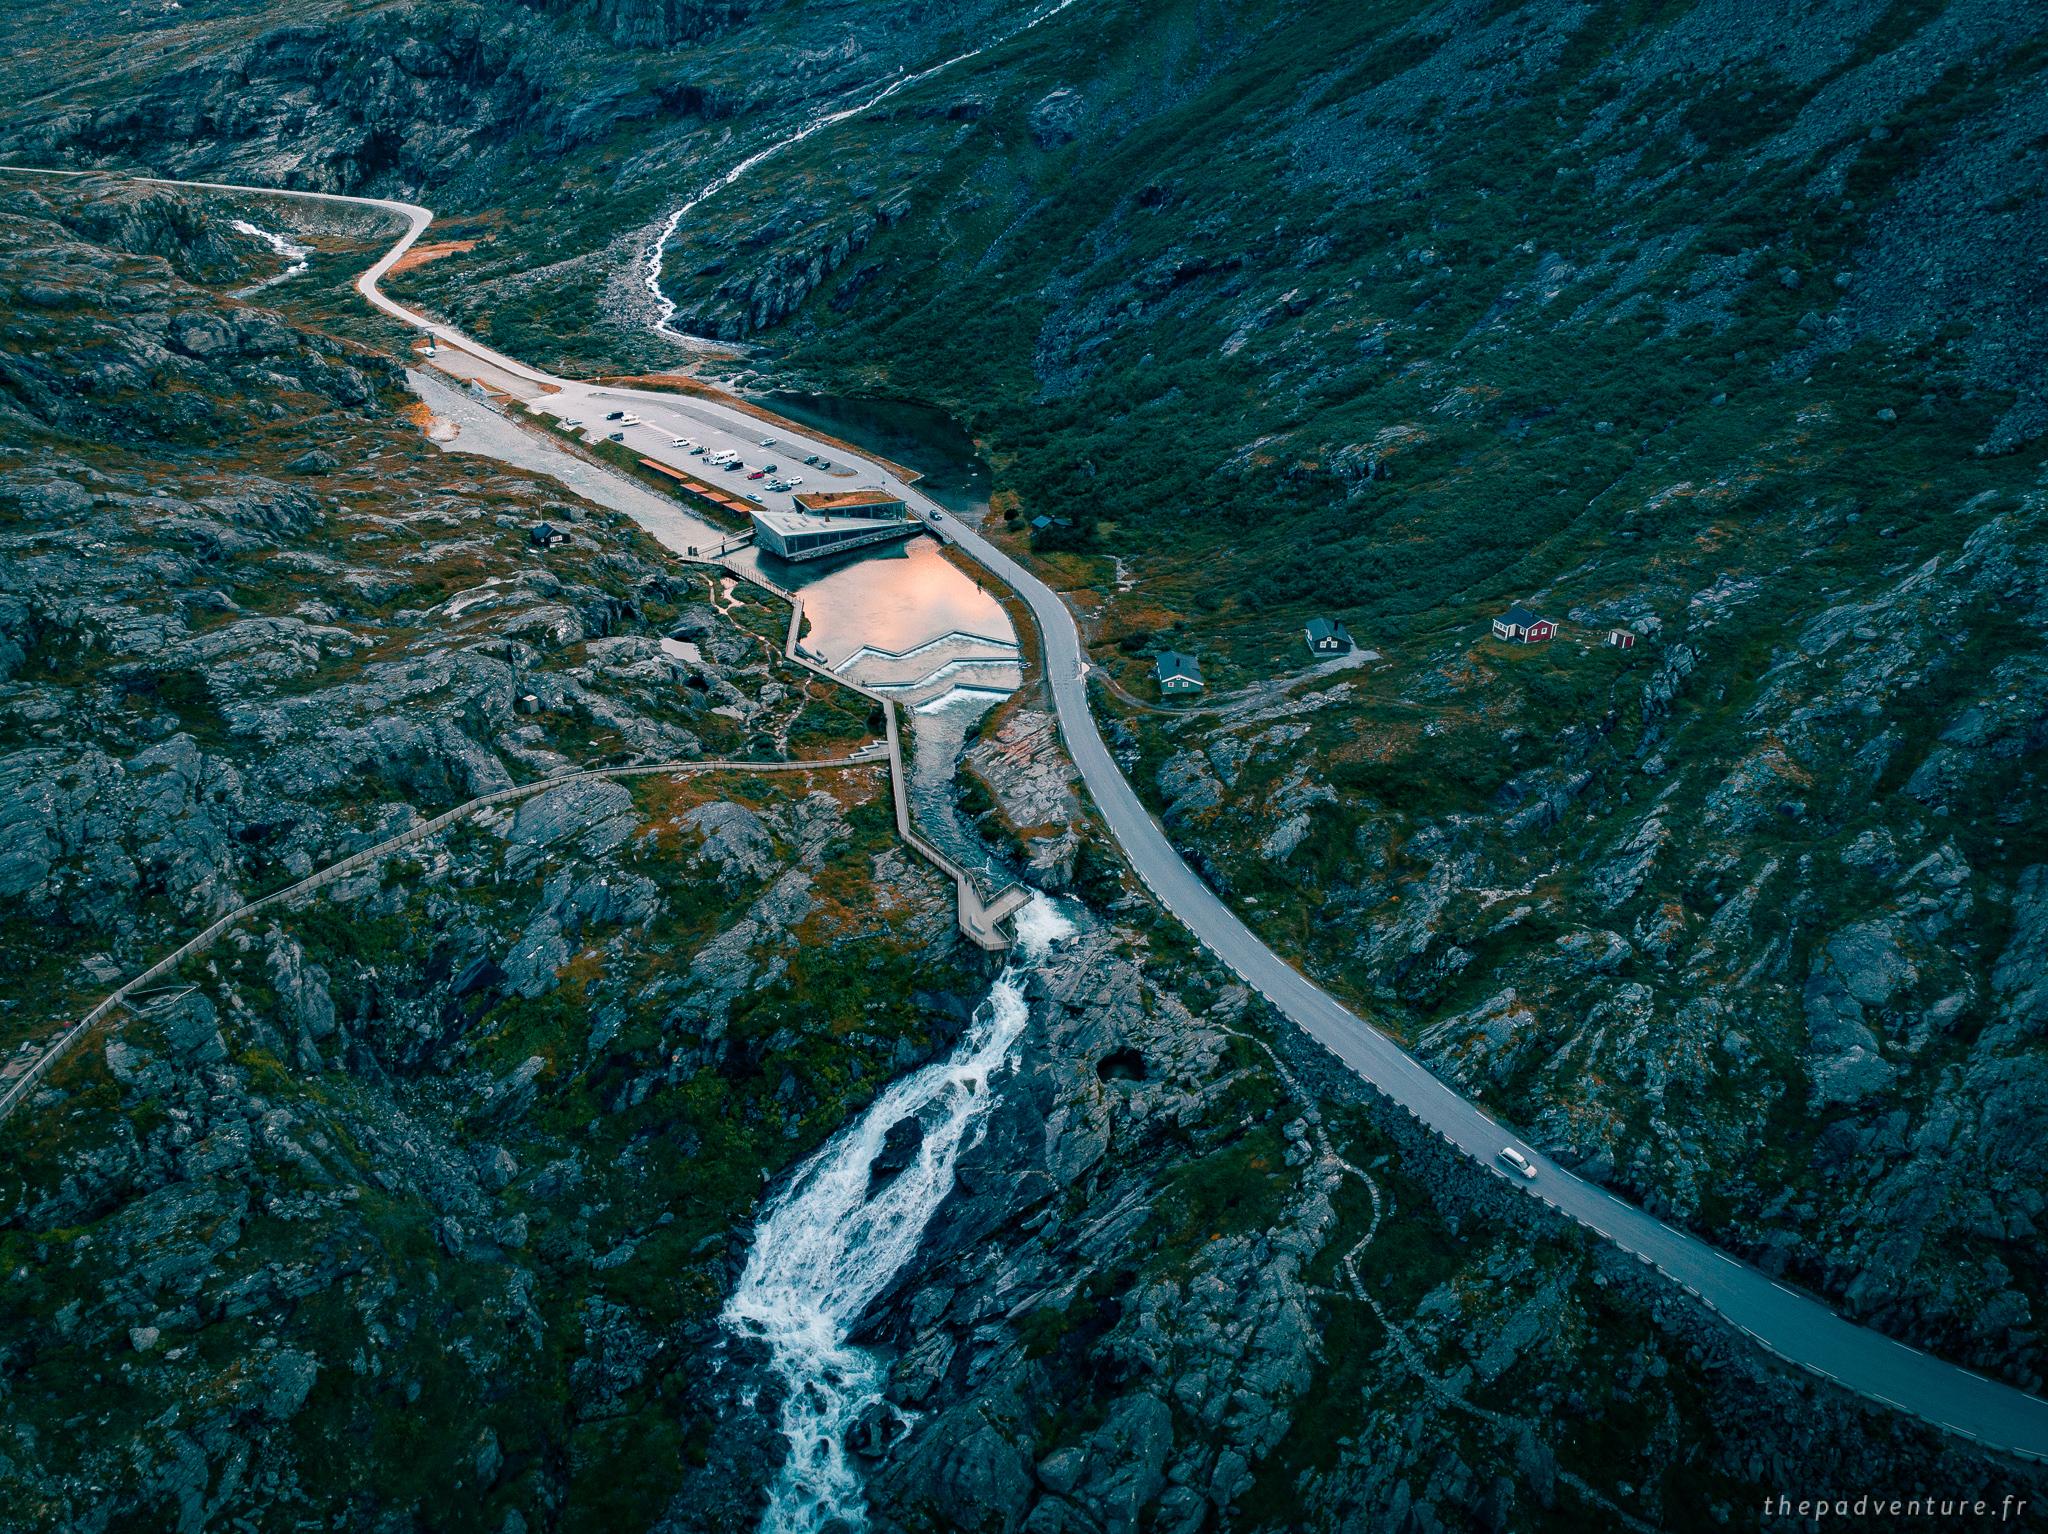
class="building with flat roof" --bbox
[750,505,918,562]
[791,488,908,519]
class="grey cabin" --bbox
[1155,650,1205,695]
[1304,616,1353,656]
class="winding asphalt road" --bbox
[9,162,2048,1464]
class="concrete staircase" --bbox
[833,630,1023,707]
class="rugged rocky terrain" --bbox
[663,807,2039,1532]
[0,178,987,1528]
[0,174,880,1059]
[608,0,2048,1386]
[5,3,2048,1529]
[1105,482,2048,1390]
[1,0,1049,373]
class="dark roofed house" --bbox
[1155,650,1205,695]
[529,522,568,549]
[1305,615,1353,656]
[1491,603,1555,643]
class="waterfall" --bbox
[642,0,1086,349]
[722,895,1073,1533]
[228,218,311,295]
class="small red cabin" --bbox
[1492,604,1555,643]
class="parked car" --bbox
[607,431,625,442]
[605,410,624,421]
[670,436,689,447]
[787,476,804,485]
[689,446,707,455]
[620,413,640,425]
[759,437,776,447]
[761,463,778,473]
[803,455,820,465]
[1497,1147,1537,1180]
[747,471,767,481]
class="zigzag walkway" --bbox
[12,164,2041,1462]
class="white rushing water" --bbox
[642,0,1086,349]
[722,895,1073,1533]
[229,218,311,295]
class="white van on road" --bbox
[1497,1147,1538,1180]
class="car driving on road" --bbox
[1498,1147,1537,1179]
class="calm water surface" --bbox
[760,391,990,515]
[727,533,1011,666]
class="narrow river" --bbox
[721,896,1073,1532]
[640,0,1086,350]
[627,15,1093,1524]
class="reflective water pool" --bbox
[726,533,1012,668]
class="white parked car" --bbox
[620,413,641,426]
[787,476,804,485]
[759,437,776,446]
[1497,1147,1537,1180]
[671,436,689,447]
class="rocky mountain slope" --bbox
[1115,482,2048,1388]
[4,3,2048,1528]
[1,0,1042,373]
[605,0,2048,1385]
[0,178,989,1528]
[743,723,2040,1534]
